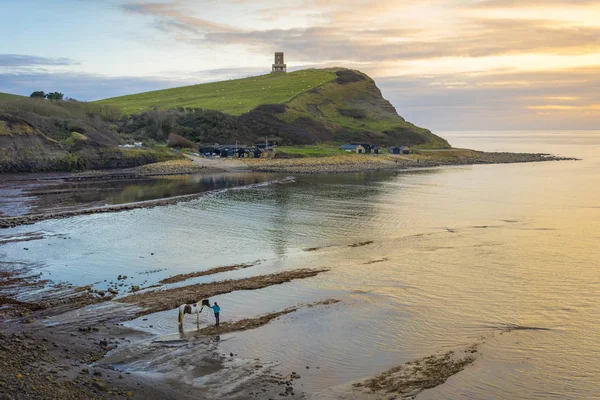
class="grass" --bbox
[96,70,338,115]
[276,144,347,157]
[0,92,24,102]
[62,131,88,146]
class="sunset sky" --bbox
[2,0,599,130]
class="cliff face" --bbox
[258,69,450,148]
[0,101,178,173]
[0,118,68,172]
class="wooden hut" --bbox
[340,144,366,154]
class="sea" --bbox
[1,131,599,399]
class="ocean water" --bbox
[1,131,599,398]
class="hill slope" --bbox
[0,92,23,101]
[96,70,337,115]
[0,99,178,173]
[100,69,449,148]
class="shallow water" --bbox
[1,131,599,398]
[0,172,280,217]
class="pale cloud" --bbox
[121,1,600,65]
[0,54,78,67]
[123,1,241,34]
[527,105,600,110]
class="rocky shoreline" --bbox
[240,150,576,174]
[0,260,326,399]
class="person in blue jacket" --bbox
[210,302,220,326]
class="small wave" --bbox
[496,323,552,332]
[0,231,46,245]
[348,241,374,248]
[364,258,388,265]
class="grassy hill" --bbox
[100,69,450,149]
[0,92,24,101]
[96,70,337,116]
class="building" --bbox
[272,52,286,73]
[359,143,373,154]
[340,144,366,154]
[199,146,217,156]
[389,146,411,154]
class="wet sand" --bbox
[312,345,479,399]
[158,261,261,285]
[118,268,328,316]
[0,264,330,399]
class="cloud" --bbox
[123,1,240,34]
[474,0,600,7]
[120,1,600,65]
[203,20,600,62]
[0,54,78,67]
[377,66,600,130]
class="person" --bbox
[210,302,220,326]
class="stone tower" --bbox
[272,52,286,73]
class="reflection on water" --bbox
[1,131,600,399]
[0,172,281,216]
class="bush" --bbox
[338,108,368,119]
[30,91,45,98]
[335,70,366,84]
[254,104,287,114]
[167,132,197,149]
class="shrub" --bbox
[335,70,366,84]
[254,104,287,114]
[338,108,368,119]
[30,91,46,98]
[167,132,197,149]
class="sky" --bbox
[1,0,600,130]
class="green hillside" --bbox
[97,70,337,115]
[0,92,23,101]
[100,68,450,148]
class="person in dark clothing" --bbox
[210,302,220,326]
